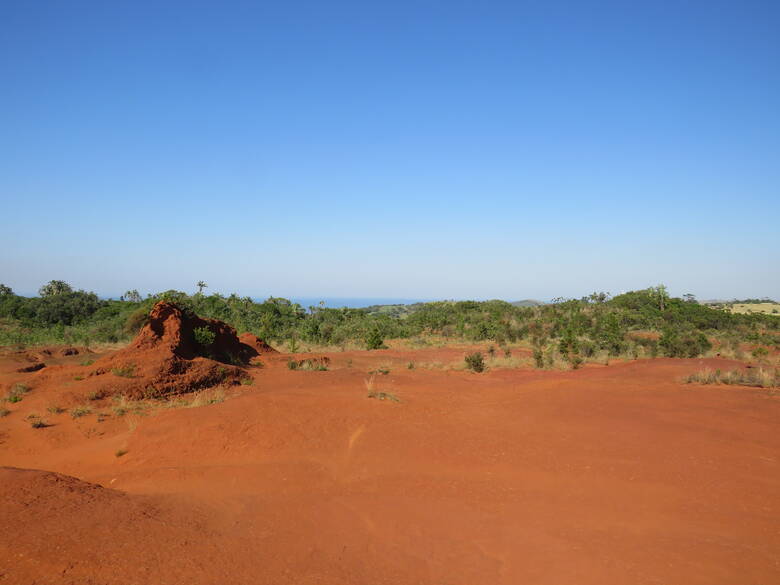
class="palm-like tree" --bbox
[196,281,208,295]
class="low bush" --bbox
[659,328,712,358]
[193,326,216,347]
[465,352,486,373]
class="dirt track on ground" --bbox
[1,346,778,584]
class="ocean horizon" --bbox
[282,297,432,309]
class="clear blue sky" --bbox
[1,0,778,301]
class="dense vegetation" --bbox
[1,282,778,364]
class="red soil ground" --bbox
[1,338,778,584]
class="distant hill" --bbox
[510,300,543,307]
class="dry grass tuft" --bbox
[685,367,779,389]
[186,386,226,408]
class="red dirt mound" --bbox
[239,332,278,354]
[87,302,257,399]
[0,467,239,585]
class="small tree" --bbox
[196,281,208,295]
[588,291,610,304]
[0,283,12,296]
[123,289,142,303]
[365,327,385,350]
[650,284,669,311]
[39,280,73,297]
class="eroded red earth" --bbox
[1,337,778,584]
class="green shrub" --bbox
[365,328,386,350]
[659,328,712,358]
[752,346,769,359]
[465,352,486,373]
[193,326,216,347]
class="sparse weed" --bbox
[71,406,92,418]
[367,391,400,403]
[80,359,94,366]
[187,387,226,408]
[288,357,329,371]
[28,415,50,428]
[240,377,253,385]
[5,383,30,403]
[47,405,65,414]
[485,355,533,370]
[111,364,136,378]
[364,373,376,394]
[115,449,128,457]
[407,361,415,369]
[0,407,10,417]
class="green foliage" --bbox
[465,352,486,373]
[1,284,778,365]
[659,328,712,358]
[5,383,30,403]
[365,327,386,350]
[122,289,142,303]
[39,280,73,297]
[752,346,769,359]
[193,326,216,347]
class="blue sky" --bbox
[1,0,778,301]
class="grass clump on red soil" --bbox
[287,357,330,371]
[27,414,50,428]
[465,352,486,373]
[4,383,30,403]
[685,367,779,389]
[70,406,92,419]
[111,364,137,378]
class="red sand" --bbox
[1,341,778,584]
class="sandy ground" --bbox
[1,345,779,584]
